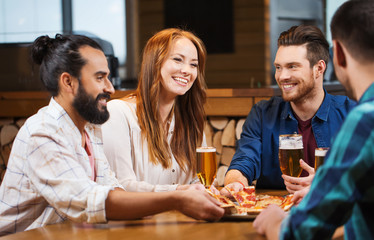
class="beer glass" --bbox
[279,134,304,177]
[196,147,217,187]
[314,147,329,171]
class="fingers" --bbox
[209,185,220,195]
[253,214,266,235]
[283,173,312,195]
[180,190,224,221]
[253,205,286,236]
[229,182,244,192]
[282,174,303,185]
[220,187,231,197]
[204,190,223,207]
[299,159,315,175]
[191,183,206,191]
[291,186,310,204]
[202,201,225,221]
[220,182,243,197]
[284,180,304,193]
[282,174,313,187]
[291,194,302,205]
[177,184,205,191]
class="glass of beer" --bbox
[279,134,304,177]
[314,147,329,171]
[196,147,217,188]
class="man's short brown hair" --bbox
[278,25,329,69]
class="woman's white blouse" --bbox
[102,98,193,192]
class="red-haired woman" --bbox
[102,28,208,192]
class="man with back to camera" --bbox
[254,1,374,239]
[221,25,356,197]
[0,34,224,236]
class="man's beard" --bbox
[281,76,315,103]
[73,84,111,124]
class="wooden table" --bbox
[0,190,343,240]
[0,190,287,240]
[0,211,265,240]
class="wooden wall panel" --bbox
[138,0,270,88]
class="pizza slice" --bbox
[205,188,236,208]
[280,194,294,211]
[225,186,256,208]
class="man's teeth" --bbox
[283,84,294,89]
[174,77,188,84]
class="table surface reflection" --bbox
[0,211,267,240]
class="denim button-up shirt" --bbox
[228,90,356,189]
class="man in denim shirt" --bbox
[254,1,374,238]
[221,25,355,194]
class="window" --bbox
[0,0,126,64]
[0,0,127,90]
[0,0,62,43]
[72,0,126,64]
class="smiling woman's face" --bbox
[160,37,198,100]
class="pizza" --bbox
[226,186,257,208]
[205,189,236,208]
[207,186,294,215]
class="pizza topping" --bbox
[243,187,255,195]
[235,194,244,203]
[246,195,256,202]
[242,202,256,208]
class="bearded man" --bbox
[0,34,223,236]
[221,25,356,195]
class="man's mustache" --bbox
[96,93,111,102]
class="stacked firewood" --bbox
[204,117,246,187]
[0,118,25,183]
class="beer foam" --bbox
[279,135,303,149]
[279,144,303,149]
[315,148,328,156]
[196,147,216,152]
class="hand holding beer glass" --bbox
[279,134,304,177]
[196,147,217,188]
[314,147,329,171]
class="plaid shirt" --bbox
[281,83,374,239]
[0,98,122,236]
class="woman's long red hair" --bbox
[130,28,207,174]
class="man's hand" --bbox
[220,182,244,197]
[282,159,315,193]
[176,189,224,221]
[292,186,310,205]
[253,205,287,240]
[221,169,248,197]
